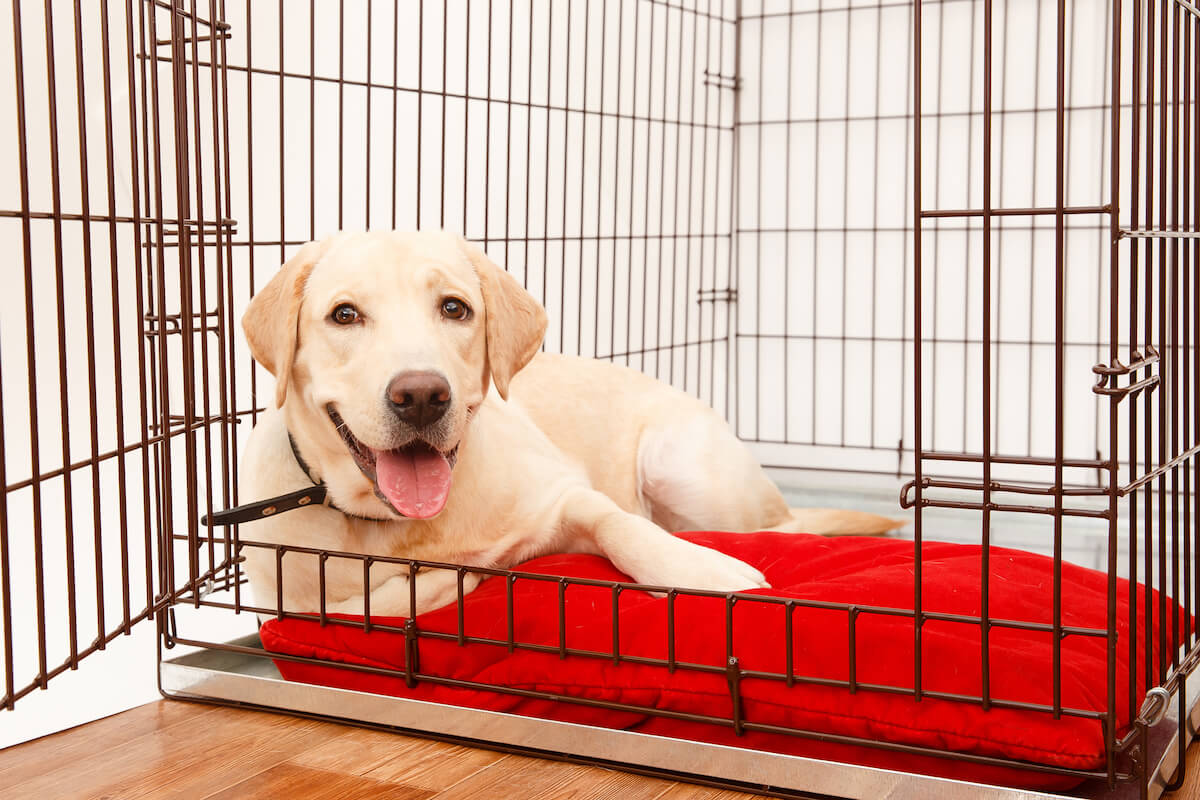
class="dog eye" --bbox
[440,298,470,320]
[331,303,360,325]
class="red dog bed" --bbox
[260,532,1177,790]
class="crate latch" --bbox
[1092,345,1159,401]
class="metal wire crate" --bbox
[2,0,1199,797]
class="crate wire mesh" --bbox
[1,0,1199,796]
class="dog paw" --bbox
[632,536,770,593]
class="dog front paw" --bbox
[630,536,770,593]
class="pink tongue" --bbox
[374,445,453,519]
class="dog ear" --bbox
[242,238,332,408]
[460,237,547,400]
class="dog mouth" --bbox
[327,406,458,519]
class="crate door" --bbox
[0,0,240,711]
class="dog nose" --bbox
[386,371,451,428]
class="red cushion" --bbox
[260,532,1176,790]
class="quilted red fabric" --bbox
[260,532,1176,790]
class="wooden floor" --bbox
[1,700,1197,800]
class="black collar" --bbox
[201,431,393,527]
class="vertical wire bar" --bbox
[783,1,794,440]
[897,0,914,472]
[667,3,686,384]
[338,0,346,229]
[1108,0,1125,783]
[1180,9,1192,655]
[683,1,709,396]
[1157,0,1169,685]
[145,0,170,625]
[483,0,492,248]
[590,0,605,360]
[1053,0,1068,719]
[416,0,423,230]
[666,588,677,672]
[980,0,996,711]
[187,0,215,591]
[1169,0,1183,672]
[506,574,515,653]
[1144,0,1158,697]
[132,0,155,618]
[753,10,763,431]
[408,561,417,621]
[518,0,532,302]
[244,0,258,429]
[391,0,399,229]
[68,0,107,648]
[559,0,573,353]
[307,0,315,239]
[42,0,82,668]
[929,2,944,454]
[169,0,200,605]
[542,2,553,312]
[457,569,466,646]
[621,0,641,366]
[1128,0,1144,725]
[809,0,825,444]
[961,0,979,449]
[558,578,567,658]
[636,2,656,374]
[361,557,371,632]
[654,5,673,380]
[212,0,235,585]
[992,0,1009,469]
[838,1,853,446]
[724,594,735,670]
[100,0,133,631]
[0,319,9,704]
[612,585,621,665]
[501,0,513,270]
[725,3,741,425]
[912,0,925,703]
[276,547,286,621]
[463,0,470,239]
[707,3,728,411]
[848,607,858,693]
[867,0,887,450]
[318,553,327,626]
[577,0,593,358]
[365,0,372,229]
[784,599,794,687]
[439,2,448,230]
[521,1,534,306]
[11,0,50,686]
[1193,7,1200,658]
[1025,1,1047,457]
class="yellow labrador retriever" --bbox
[237,230,901,617]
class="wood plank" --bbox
[651,783,762,800]
[202,763,434,800]
[290,727,504,790]
[426,753,676,800]
[5,705,350,800]
[0,699,219,788]
[424,754,596,800]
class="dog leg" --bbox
[560,487,768,592]
[770,508,908,535]
[638,414,906,535]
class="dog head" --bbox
[243,230,547,520]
